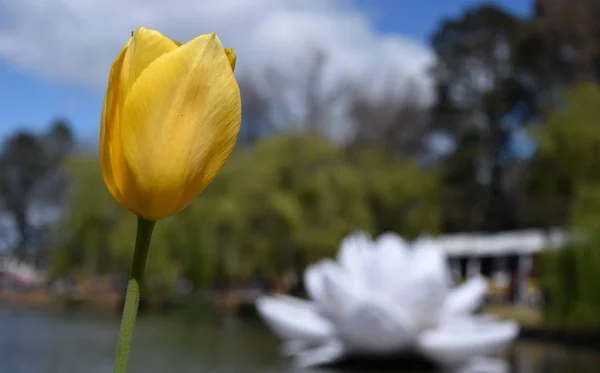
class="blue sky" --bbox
[0,0,531,144]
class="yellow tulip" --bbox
[100,27,242,221]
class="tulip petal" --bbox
[224,48,237,72]
[174,40,235,71]
[121,27,179,98]
[120,32,242,220]
[100,43,129,205]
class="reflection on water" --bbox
[0,307,599,373]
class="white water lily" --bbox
[256,231,519,371]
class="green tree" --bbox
[0,120,74,260]
[50,134,442,296]
[538,83,600,329]
[430,4,539,232]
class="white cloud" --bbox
[0,0,435,134]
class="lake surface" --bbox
[0,306,599,373]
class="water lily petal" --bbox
[442,275,489,318]
[338,297,416,354]
[294,339,345,369]
[304,262,331,314]
[256,295,335,343]
[372,232,411,292]
[457,357,510,373]
[401,240,451,330]
[336,231,372,284]
[417,319,519,367]
[320,261,367,323]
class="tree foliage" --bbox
[537,83,600,328]
[0,120,74,259]
[49,135,440,294]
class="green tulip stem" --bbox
[114,217,156,373]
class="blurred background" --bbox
[1,0,600,372]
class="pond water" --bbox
[0,306,599,373]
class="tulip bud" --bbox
[100,27,241,220]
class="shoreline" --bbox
[519,326,600,349]
[3,291,600,350]
[485,305,600,350]
[0,290,121,312]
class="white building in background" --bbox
[430,228,568,257]
[421,228,571,306]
